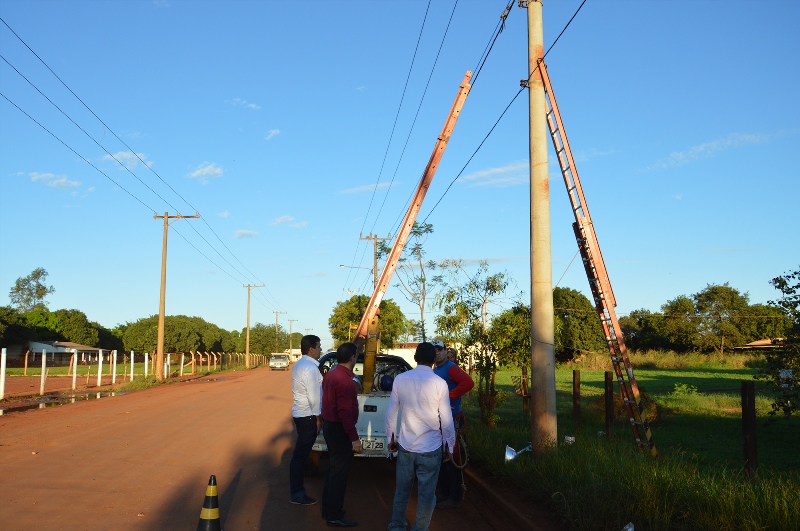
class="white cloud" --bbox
[153,0,170,7]
[102,151,150,170]
[291,221,308,229]
[271,215,295,225]
[339,182,397,194]
[234,230,259,239]
[265,129,280,141]
[356,86,366,92]
[462,162,528,188]
[188,162,223,184]
[29,172,80,188]
[672,194,683,200]
[219,211,230,218]
[641,133,768,172]
[228,98,261,110]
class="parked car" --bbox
[309,353,412,469]
[269,354,290,370]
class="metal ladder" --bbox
[537,60,657,456]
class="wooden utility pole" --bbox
[154,211,199,380]
[243,284,264,369]
[288,319,298,355]
[359,233,391,288]
[524,0,557,452]
[274,311,287,353]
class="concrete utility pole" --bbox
[288,319,298,354]
[360,233,391,288]
[154,211,200,380]
[274,311,287,353]
[525,0,557,452]
[243,284,264,369]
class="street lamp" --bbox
[340,264,376,288]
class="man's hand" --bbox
[442,442,452,463]
[352,440,363,453]
[388,434,399,452]
[315,416,322,435]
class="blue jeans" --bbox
[389,445,442,531]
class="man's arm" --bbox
[384,384,400,447]
[303,364,323,416]
[335,378,360,442]
[447,365,474,399]
[438,380,456,452]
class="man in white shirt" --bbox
[385,342,455,531]
[289,334,323,505]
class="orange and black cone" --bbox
[196,475,221,531]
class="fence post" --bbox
[573,369,581,434]
[97,349,104,387]
[0,348,7,401]
[72,349,78,391]
[180,353,185,377]
[130,351,135,381]
[604,370,614,439]
[144,352,149,377]
[40,349,47,396]
[742,380,758,480]
[166,353,171,378]
[112,350,117,384]
[24,349,29,376]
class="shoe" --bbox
[327,517,358,527]
[322,509,347,519]
[290,494,318,505]
[436,499,461,509]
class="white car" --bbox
[307,353,411,472]
[269,354,290,370]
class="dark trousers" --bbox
[438,412,465,503]
[289,415,318,498]
[321,420,353,520]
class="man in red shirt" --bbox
[321,342,362,527]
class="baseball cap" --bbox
[431,340,445,349]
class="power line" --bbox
[0,16,285,312]
[422,0,589,223]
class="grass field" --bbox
[462,352,800,530]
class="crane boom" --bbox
[352,71,472,391]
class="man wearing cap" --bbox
[385,342,455,531]
[432,340,474,509]
[289,334,323,506]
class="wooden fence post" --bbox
[742,380,758,480]
[72,349,78,391]
[604,371,614,439]
[573,369,581,434]
[24,350,29,376]
[180,353,185,377]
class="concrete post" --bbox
[527,0,557,453]
[40,349,47,396]
[0,348,7,401]
[72,349,78,391]
[130,351,135,381]
[112,350,117,384]
[97,349,104,387]
[144,352,149,377]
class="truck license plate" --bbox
[361,438,385,450]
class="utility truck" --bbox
[308,71,472,472]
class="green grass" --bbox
[464,356,800,530]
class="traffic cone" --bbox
[196,475,221,531]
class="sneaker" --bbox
[290,494,318,505]
[326,516,358,527]
[435,499,461,509]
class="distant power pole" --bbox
[288,319,298,354]
[154,211,199,380]
[360,233,391,288]
[243,284,264,369]
[274,311,287,353]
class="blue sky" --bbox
[1,0,797,350]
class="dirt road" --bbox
[0,368,550,530]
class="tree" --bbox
[693,283,750,355]
[0,306,30,345]
[655,295,699,352]
[619,308,665,351]
[328,295,405,348]
[9,267,55,312]
[489,303,531,415]
[436,260,508,427]
[755,267,800,417]
[378,222,443,342]
[552,287,605,360]
[122,315,235,354]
